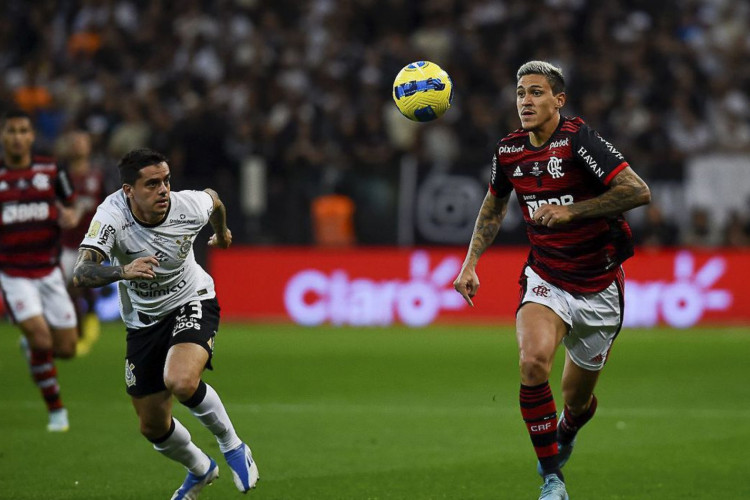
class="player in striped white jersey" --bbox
[73,148,258,499]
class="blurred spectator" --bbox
[0,0,748,245]
[722,210,750,247]
[635,204,679,248]
[681,207,722,248]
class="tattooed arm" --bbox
[532,167,651,227]
[204,188,232,249]
[72,247,159,288]
[453,191,511,306]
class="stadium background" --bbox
[1,1,750,499]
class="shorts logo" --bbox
[125,359,136,387]
[532,285,550,297]
[589,353,605,364]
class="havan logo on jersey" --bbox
[577,146,605,178]
[1,202,49,224]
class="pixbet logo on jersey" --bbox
[283,251,466,327]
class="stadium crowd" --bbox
[1,0,749,246]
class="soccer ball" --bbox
[392,61,453,122]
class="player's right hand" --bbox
[453,267,479,307]
[122,256,160,280]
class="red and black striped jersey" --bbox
[490,116,633,294]
[61,168,105,250]
[0,156,75,277]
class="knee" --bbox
[139,417,171,441]
[519,354,552,386]
[55,343,76,359]
[164,374,200,402]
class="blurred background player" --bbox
[73,148,259,498]
[57,130,105,355]
[453,62,651,500]
[0,109,84,432]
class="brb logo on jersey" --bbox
[2,202,49,224]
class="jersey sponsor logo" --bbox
[491,156,497,185]
[512,165,523,177]
[2,201,50,224]
[169,213,197,225]
[17,179,28,189]
[596,132,624,160]
[154,250,169,262]
[498,144,524,154]
[172,301,202,336]
[577,146,605,178]
[129,278,187,298]
[121,221,135,230]
[98,224,116,245]
[547,156,564,179]
[532,284,551,297]
[87,220,101,238]
[526,195,574,217]
[548,137,569,149]
[31,173,50,191]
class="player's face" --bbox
[1,117,35,164]
[516,75,564,132]
[126,162,171,224]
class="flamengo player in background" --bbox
[453,61,650,500]
[0,109,84,432]
[72,148,258,499]
[58,130,105,355]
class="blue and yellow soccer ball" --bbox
[392,61,453,122]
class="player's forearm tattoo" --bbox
[72,248,123,288]
[467,192,509,264]
[206,188,228,234]
[569,168,651,219]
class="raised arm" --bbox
[72,247,159,288]
[453,191,511,306]
[204,188,232,248]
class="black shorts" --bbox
[124,297,220,397]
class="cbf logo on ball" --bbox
[393,61,454,122]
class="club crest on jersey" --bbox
[176,235,192,259]
[31,173,50,191]
[547,156,564,179]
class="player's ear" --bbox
[555,92,566,109]
[122,184,132,197]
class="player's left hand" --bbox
[531,205,574,227]
[208,228,232,248]
[56,202,82,229]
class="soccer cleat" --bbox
[539,474,569,500]
[171,457,219,500]
[47,408,69,432]
[223,443,259,492]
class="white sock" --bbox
[189,383,243,453]
[152,418,210,475]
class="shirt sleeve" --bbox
[489,151,513,197]
[79,207,118,259]
[573,123,630,186]
[181,190,215,226]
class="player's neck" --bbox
[3,153,32,169]
[69,158,90,175]
[528,114,561,147]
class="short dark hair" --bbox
[517,61,566,95]
[117,148,168,185]
[1,109,33,128]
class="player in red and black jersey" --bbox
[454,61,650,500]
[0,109,85,432]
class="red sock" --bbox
[559,394,598,445]
[520,382,560,478]
[30,349,63,412]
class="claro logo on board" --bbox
[283,252,465,326]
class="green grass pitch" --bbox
[1,321,749,499]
